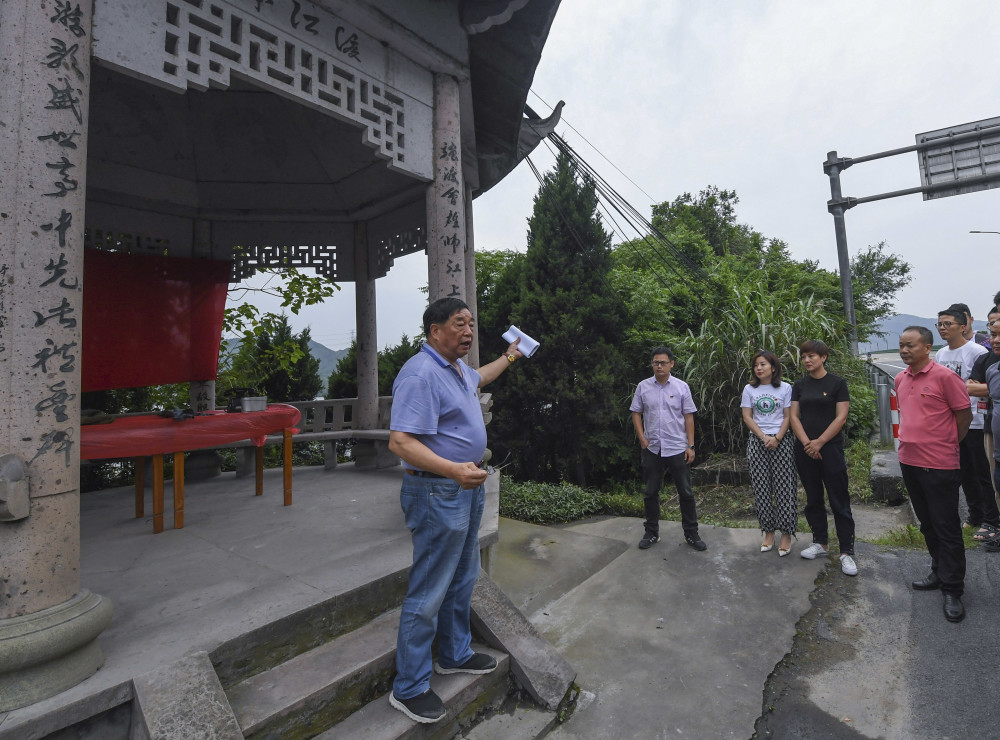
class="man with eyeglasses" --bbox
[935,307,998,538]
[630,346,706,551]
[968,307,1000,496]
[948,302,990,350]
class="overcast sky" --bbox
[242,0,1000,352]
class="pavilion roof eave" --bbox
[464,0,562,197]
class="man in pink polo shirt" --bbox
[896,326,973,623]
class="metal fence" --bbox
[865,362,895,445]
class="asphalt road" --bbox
[868,351,906,380]
[754,541,1000,739]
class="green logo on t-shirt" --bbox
[754,395,778,414]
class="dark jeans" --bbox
[900,463,965,596]
[794,440,855,555]
[959,429,999,527]
[642,447,699,538]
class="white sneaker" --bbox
[800,543,828,560]
[840,554,858,576]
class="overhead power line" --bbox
[529,89,658,205]
[543,133,709,287]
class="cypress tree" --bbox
[490,153,630,486]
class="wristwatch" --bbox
[687,444,695,449]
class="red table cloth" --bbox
[81,405,301,460]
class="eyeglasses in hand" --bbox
[485,451,513,475]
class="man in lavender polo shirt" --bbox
[386,297,522,724]
[896,326,973,623]
[630,345,706,551]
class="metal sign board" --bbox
[916,116,1000,200]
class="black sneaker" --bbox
[638,535,659,549]
[433,652,498,675]
[685,534,707,551]
[389,689,446,723]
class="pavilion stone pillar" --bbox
[426,73,467,304]
[463,183,481,368]
[0,0,112,711]
[353,222,380,469]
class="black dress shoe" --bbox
[912,572,942,591]
[943,593,965,623]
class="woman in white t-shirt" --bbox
[741,351,798,556]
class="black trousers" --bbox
[959,429,999,527]
[900,463,965,596]
[641,448,699,538]
[794,440,855,555]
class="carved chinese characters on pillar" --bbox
[437,142,464,297]
[24,1,89,492]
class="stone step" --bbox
[318,645,510,740]
[228,608,400,740]
[462,701,558,740]
[211,566,410,690]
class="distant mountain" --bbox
[860,314,989,353]
[309,340,349,381]
[221,337,348,381]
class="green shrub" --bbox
[595,490,645,518]
[500,480,603,524]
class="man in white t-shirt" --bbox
[936,307,998,536]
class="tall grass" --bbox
[673,284,840,452]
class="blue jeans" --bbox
[393,475,484,699]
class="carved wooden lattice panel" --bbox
[160,0,407,169]
[373,227,426,278]
[231,243,338,281]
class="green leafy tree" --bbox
[326,334,422,398]
[224,315,321,402]
[488,153,631,487]
[475,249,526,350]
[223,266,339,376]
[849,240,913,340]
[651,186,761,258]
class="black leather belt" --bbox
[405,461,485,479]
[405,469,446,478]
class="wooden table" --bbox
[81,405,301,533]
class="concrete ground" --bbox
[3,462,997,739]
[1,465,415,732]
[491,518,825,739]
[491,503,1000,740]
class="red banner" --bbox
[81,251,230,391]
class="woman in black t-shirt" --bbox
[789,339,857,576]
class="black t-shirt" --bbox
[970,350,1000,425]
[792,372,850,443]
